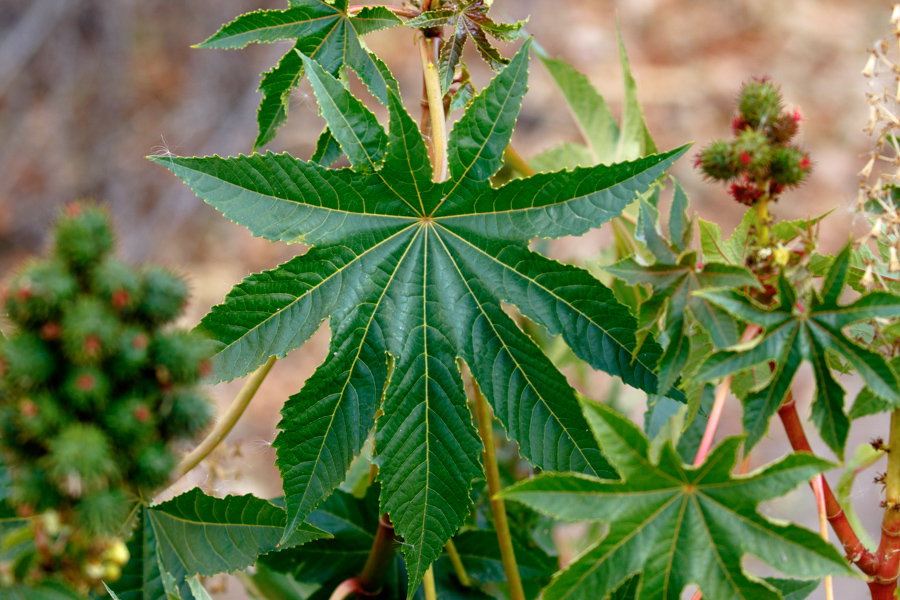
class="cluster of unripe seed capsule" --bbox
[695,78,812,205]
[0,203,214,592]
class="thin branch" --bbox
[692,324,761,466]
[167,356,277,486]
[445,539,472,587]
[473,381,526,600]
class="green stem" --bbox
[473,382,526,600]
[167,356,277,486]
[445,539,472,587]
[423,567,437,600]
[753,196,770,246]
[419,36,447,183]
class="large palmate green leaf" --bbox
[152,41,687,593]
[106,490,328,600]
[606,197,756,395]
[696,244,900,456]
[196,0,402,149]
[502,400,854,600]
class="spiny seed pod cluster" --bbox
[695,77,812,206]
[0,203,214,592]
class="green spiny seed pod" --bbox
[103,397,158,444]
[695,140,737,181]
[770,145,812,187]
[62,367,111,413]
[732,129,772,176]
[0,333,56,391]
[137,267,188,325]
[3,260,77,325]
[15,392,67,441]
[91,257,141,313]
[74,489,129,537]
[153,331,212,385]
[53,204,114,271]
[61,297,119,364]
[112,327,151,378]
[737,78,782,129]
[45,424,119,495]
[134,443,176,491]
[162,390,213,439]
[10,468,60,511]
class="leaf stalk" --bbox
[357,514,398,594]
[423,567,437,600]
[445,539,472,587]
[503,145,536,177]
[167,355,277,487]
[473,381,526,600]
[419,36,448,182]
[693,324,760,466]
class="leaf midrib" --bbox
[288,226,421,525]
[431,228,596,475]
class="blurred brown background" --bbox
[0,1,893,598]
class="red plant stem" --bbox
[693,324,761,466]
[869,410,900,599]
[328,579,365,600]
[330,515,398,598]
[347,4,421,19]
[776,398,878,576]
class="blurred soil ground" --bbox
[0,1,894,598]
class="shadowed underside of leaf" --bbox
[502,400,854,600]
[153,40,688,595]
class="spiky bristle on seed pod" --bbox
[53,204,114,271]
